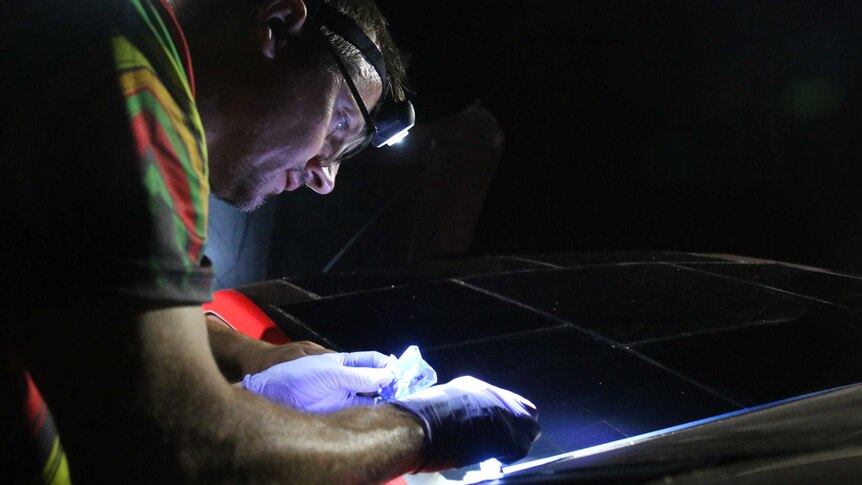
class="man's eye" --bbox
[336,115,350,132]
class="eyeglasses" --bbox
[322,38,416,163]
[319,37,377,164]
[269,2,415,164]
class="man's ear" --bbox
[259,0,308,59]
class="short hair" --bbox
[319,0,407,103]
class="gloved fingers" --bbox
[339,350,391,368]
[240,373,264,393]
[448,376,538,418]
[490,387,539,418]
[400,383,448,402]
[448,375,488,390]
[503,388,536,411]
[337,366,396,393]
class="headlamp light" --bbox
[371,99,415,147]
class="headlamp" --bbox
[371,99,415,147]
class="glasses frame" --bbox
[318,35,378,163]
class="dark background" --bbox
[208,0,862,289]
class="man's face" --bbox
[206,50,383,212]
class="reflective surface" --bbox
[237,252,862,468]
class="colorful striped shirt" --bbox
[0,1,212,482]
[112,0,211,300]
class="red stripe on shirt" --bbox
[155,0,196,98]
[130,110,204,261]
[24,372,48,433]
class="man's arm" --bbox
[206,314,332,382]
[18,302,424,484]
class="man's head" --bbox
[173,0,406,211]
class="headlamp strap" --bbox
[305,1,387,90]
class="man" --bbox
[1,0,540,483]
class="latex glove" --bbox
[391,376,540,471]
[241,351,394,414]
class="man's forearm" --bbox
[211,390,425,483]
[157,311,425,483]
[22,303,424,484]
[203,315,424,481]
[206,314,331,382]
[206,314,267,381]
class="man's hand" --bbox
[392,376,541,471]
[252,340,334,372]
[22,303,425,483]
[206,315,333,381]
[241,351,395,413]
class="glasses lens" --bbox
[327,128,374,165]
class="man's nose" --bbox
[304,158,337,194]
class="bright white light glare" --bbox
[462,458,504,483]
[385,130,409,146]
[479,458,504,474]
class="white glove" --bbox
[241,351,394,414]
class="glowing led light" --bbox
[385,130,409,146]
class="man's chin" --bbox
[212,191,269,213]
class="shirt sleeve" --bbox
[2,2,213,311]
[110,34,214,304]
